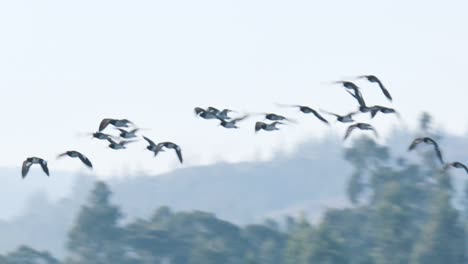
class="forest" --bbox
[1,114,467,264]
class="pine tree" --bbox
[66,181,128,264]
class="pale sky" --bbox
[0,0,467,177]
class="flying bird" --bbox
[357,75,393,101]
[368,105,400,119]
[218,115,250,129]
[91,132,114,140]
[408,137,444,164]
[57,151,93,169]
[194,107,219,120]
[277,104,329,124]
[255,121,284,133]
[443,162,468,175]
[207,107,235,120]
[22,157,49,178]
[320,110,359,123]
[154,142,183,163]
[107,138,135,150]
[99,118,133,131]
[344,123,379,140]
[117,128,139,139]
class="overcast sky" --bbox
[0,0,467,177]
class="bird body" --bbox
[99,118,133,131]
[321,110,357,123]
[408,137,444,164]
[92,132,113,140]
[255,121,284,132]
[57,151,93,168]
[107,138,134,150]
[194,107,218,119]
[278,104,329,124]
[154,142,183,163]
[344,123,378,140]
[218,115,249,129]
[117,128,139,139]
[22,157,49,178]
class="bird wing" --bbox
[408,138,423,151]
[107,138,117,145]
[143,136,156,147]
[174,146,183,163]
[255,122,264,132]
[57,152,68,159]
[77,152,93,168]
[320,109,340,117]
[99,118,113,131]
[194,107,205,115]
[375,78,393,101]
[457,162,468,174]
[39,160,49,176]
[370,126,379,138]
[207,106,220,113]
[344,125,357,140]
[310,109,329,124]
[433,145,445,165]
[21,160,32,178]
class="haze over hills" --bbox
[0,127,467,258]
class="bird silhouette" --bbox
[408,137,444,164]
[57,151,93,169]
[99,118,133,132]
[277,104,329,124]
[22,157,49,178]
[255,121,284,133]
[443,162,468,175]
[320,110,359,123]
[344,123,378,140]
[154,142,183,163]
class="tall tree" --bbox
[66,181,128,264]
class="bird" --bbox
[277,104,329,124]
[408,137,444,164]
[117,128,139,139]
[107,138,135,150]
[91,132,114,140]
[320,110,359,123]
[99,118,133,131]
[194,107,219,120]
[357,75,392,101]
[207,107,235,120]
[142,136,165,154]
[368,105,400,119]
[443,162,468,175]
[218,115,249,129]
[57,151,93,169]
[255,121,284,133]
[345,89,367,108]
[154,142,183,163]
[22,157,49,178]
[344,123,379,140]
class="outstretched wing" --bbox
[375,78,393,101]
[143,136,156,147]
[174,146,183,164]
[39,160,49,176]
[457,162,468,175]
[320,109,340,117]
[207,106,220,113]
[57,152,68,159]
[255,122,264,132]
[433,145,444,165]
[99,118,113,131]
[344,125,357,140]
[77,152,93,169]
[309,109,329,124]
[408,138,423,151]
[194,107,205,115]
[21,160,32,179]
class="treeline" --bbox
[1,115,468,264]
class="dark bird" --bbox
[255,121,284,133]
[344,123,378,140]
[57,151,93,169]
[207,107,235,120]
[194,107,218,119]
[107,138,135,150]
[99,118,133,131]
[345,89,367,108]
[320,110,359,123]
[91,132,114,140]
[22,157,49,178]
[117,128,139,139]
[218,115,249,129]
[277,104,329,124]
[368,105,400,119]
[443,162,468,175]
[357,75,393,101]
[154,142,183,163]
[142,136,164,153]
[408,137,444,164]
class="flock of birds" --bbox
[21,75,468,178]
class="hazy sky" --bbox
[0,0,467,177]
